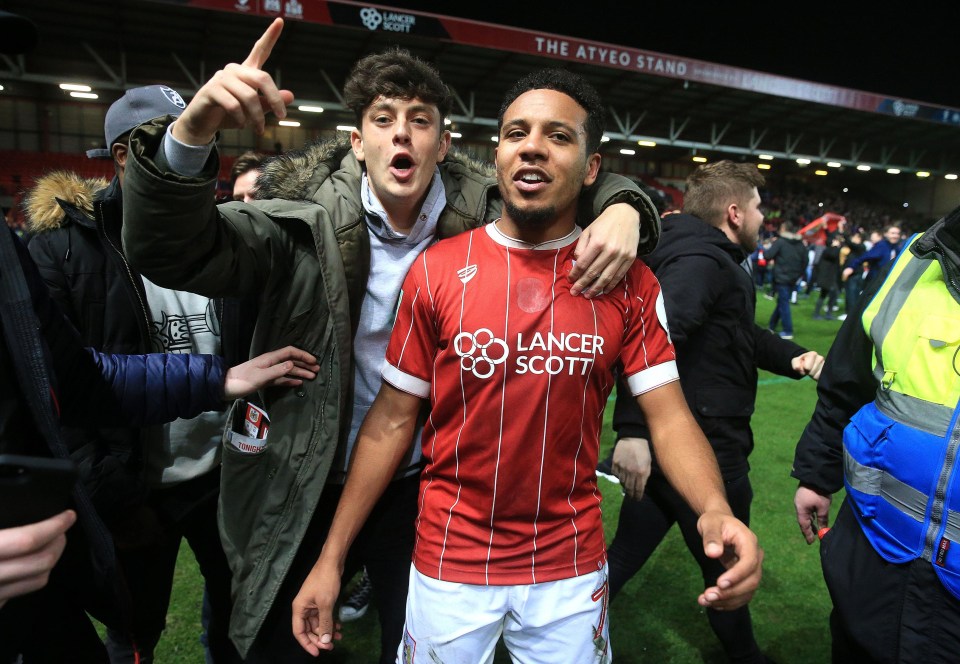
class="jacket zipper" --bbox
[924,413,960,560]
[98,201,152,344]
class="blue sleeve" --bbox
[845,242,882,272]
[89,351,226,426]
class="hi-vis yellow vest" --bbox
[843,234,960,598]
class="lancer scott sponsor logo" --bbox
[360,7,416,32]
[456,329,605,378]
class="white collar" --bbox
[485,220,582,250]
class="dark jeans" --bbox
[822,501,960,663]
[105,469,240,664]
[245,473,419,664]
[844,273,864,314]
[607,472,764,663]
[815,287,839,316]
[768,283,794,335]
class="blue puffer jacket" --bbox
[85,350,225,425]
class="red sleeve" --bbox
[619,262,679,396]
[381,252,437,398]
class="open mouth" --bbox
[516,172,545,184]
[391,155,414,171]
[513,168,550,192]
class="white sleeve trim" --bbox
[382,363,431,398]
[626,360,680,396]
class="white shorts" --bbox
[396,563,612,664]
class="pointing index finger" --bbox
[243,18,284,69]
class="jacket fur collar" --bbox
[255,135,494,202]
[25,171,109,232]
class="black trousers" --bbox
[606,472,765,663]
[105,468,240,664]
[822,500,960,663]
[246,473,419,664]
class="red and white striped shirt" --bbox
[383,223,677,585]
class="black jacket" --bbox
[27,174,253,363]
[25,173,254,524]
[766,231,807,285]
[614,213,806,479]
[814,244,841,291]
[0,227,229,657]
[792,207,960,493]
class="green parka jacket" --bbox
[122,116,659,655]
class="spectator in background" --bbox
[750,241,770,292]
[230,151,265,202]
[842,223,903,285]
[4,207,30,242]
[813,233,842,320]
[766,220,807,339]
[26,85,254,664]
[802,237,823,297]
[839,229,867,319]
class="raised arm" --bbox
[291,382,423,655]
[121,19,298,298]
[172,19,292,146]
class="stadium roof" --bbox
[5,0,960,180]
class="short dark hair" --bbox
[497,69,605,153]
[343,48,452,124]
[683,160,765,226]
[230,151,265,185]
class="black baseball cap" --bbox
[86,85,187,159]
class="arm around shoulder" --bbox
[578,171,660,256]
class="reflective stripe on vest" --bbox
[844,234,960,598]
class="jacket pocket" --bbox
[218,399,271,565]
[906,314,960,406]
[843,406,895,519]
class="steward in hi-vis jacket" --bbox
[793,206,960,662]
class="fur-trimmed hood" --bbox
[24,171,109,233]
[255,134,494,202]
